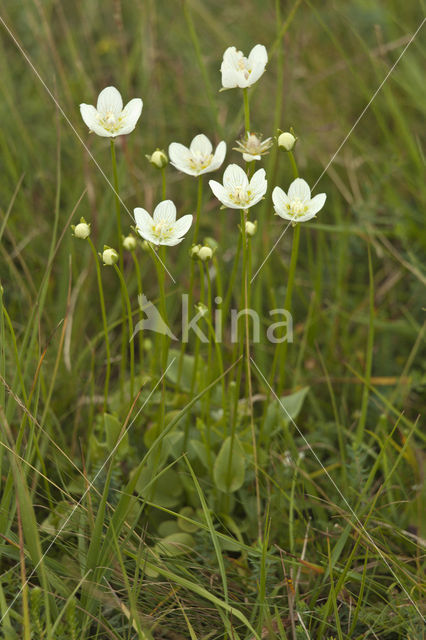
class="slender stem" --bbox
[110,139,127,398]
[88,238,110,410]
[193,175,203,245]
[356,242,375,445]
[113,264,135,402]
[149,244,169,427]
[161,167,166,200]
[242,209,262,539]
[131,249,144,367]
[243,88,250,133]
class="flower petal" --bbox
[153,200,176,223]
[134,207,153,231]
[288,178,311,201]
[190,134,212,155]
[248,44,268,68]
[96,86,123,115]
[209,180,228,206]
[168,142,192,173]
[307,193,326,216]
[272,186,291,219]
[118,98,143,134]
[173,214,193,238]
[223,164,248,189]
[243,152,261,162]
[209,141,227,171]
[221,65,241,88]
[80,104,100,131]
[249,168,267,197]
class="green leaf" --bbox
[264,387,309,436]
[104,413,128,457]
[214,436,245,493]
[154,532,195,557]
[166,349,206,391]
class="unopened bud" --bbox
[123,235,137,251]
[72,218,91,239]
[245,220,257,236]
[146,149,168,169]
[102,247,119,266]
[278,132,296,151]
[190,244,201,258]
[198,246,213,261]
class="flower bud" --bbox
[245,220,257,236]
[278,132,296,151]
[102,247,119,266]
[195,302,208,316]
[146,149,168,169]
[123,235,137,251]
[198,246,213,261]
[190,244,201,259]
[72,218,91,239]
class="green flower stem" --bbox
[113,264,135,402]
[131,249,144,367]
[88,238,110,410]
[110,139,127,397]
[193,174,203,245]
[269,151,300,390]
[149,244,169,427]
[176,175,203,388]
[190,261,205,396]
[243,88,250,133]
[161,167,166,200]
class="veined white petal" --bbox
[162,236,184,246]
[118,98,143,134]
[248,44,267,69]
[223,164,248,190]
[96,86,123,115]
[243,152,261,162]
[153,200,176,223]
[209,141,227,171]
[80,104,99,131]
[169,142,192,172]
[190,134,212,155]
[288,178,311,202]
[272,186,292,219]
[209,180,228,205]
[307,193,327,215]
[173,214,193,238]
[221,66,240,88]
[221,46,240,70]
[134,207,153,231]
[249,168,267,196]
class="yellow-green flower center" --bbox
[188,151,213,172]
[286,198,309,219]
[152,220,174,241]
[97,110,123,133]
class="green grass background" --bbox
[0,0,425,638]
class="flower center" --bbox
[237,55,251,80]
[188,151,213,172]
[97,110,122,132]
[152,219,173,240]
[287,198,309,218]
[229,185,252,206]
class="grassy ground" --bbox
[0,0,425,638]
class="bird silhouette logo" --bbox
[130,294,178,342]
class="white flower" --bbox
[278,132,296,151]
[134,200,193,246]
[272,178,326,223]
[80,86,142,138]
[102,247,119,265]
[234,132,273,162]
[221,45,268,89]
[209,164,267,210]
[169,134,226,177]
